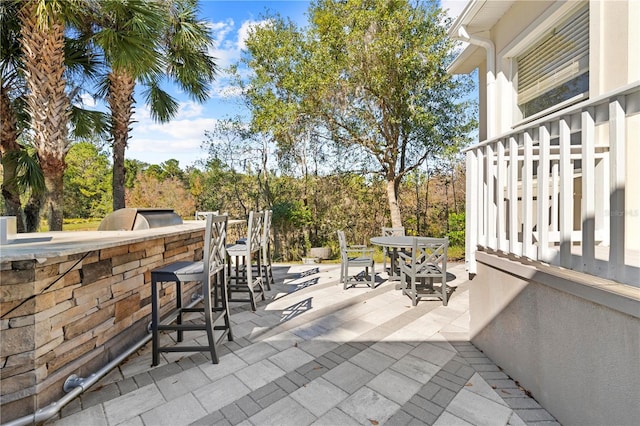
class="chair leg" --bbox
[202,280,218,364]
[411,278,418,306]
[369,262,375,288]
[151,278,160,367]
[219,269,233,341]
[441,277,448,306]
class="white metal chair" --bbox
[150,214,232,365]
[398,237,449,306]
[226,211,265,310]
[337,230,375,289]
[381,226,405,277]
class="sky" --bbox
[118,0,468,168]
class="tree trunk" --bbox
[41,156,65,231]
[0,86,26,232]
[24,193,42,232]
[451,166,458,214]
[386,178,402,228]
[19,1,70,231]
[108,70,135,211]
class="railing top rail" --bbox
[463,80,640,153]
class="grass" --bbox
[39,218,101,232]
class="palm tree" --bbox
[1,1,28,231]
[4,0,106,231]
[90,0,217,210]
[16,0,87,231]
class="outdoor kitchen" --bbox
[0,210,206,421]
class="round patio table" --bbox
[370,235,415,282]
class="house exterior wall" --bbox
[450,1,640,423]
[470,252,640,426]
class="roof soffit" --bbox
[448,0,517,73]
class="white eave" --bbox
[447,0,517,74]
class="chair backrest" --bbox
[246,210,263,252]
[261,209,272,256]
[409,237,448,269]
[203,214,227,276]
[196,211,219,220]
[382,226,405,237]
[337,230,347,260]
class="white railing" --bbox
[465,81,640,287]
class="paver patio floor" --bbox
[49,262,559,426]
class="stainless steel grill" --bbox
[98,208,183,231]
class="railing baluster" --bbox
[581,107,596,274]
[551,162,559,234]
[466,150,478,274]
[523,131,535,260]
[559,116,573,267]
[486,143,496,249]
[609,97,626,282]
[478,148,486,247]
[497,140,506,251]
[538,125,551,262]
[509,136,519,255]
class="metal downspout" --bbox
[456,25,496,137]
[3,295,204,426]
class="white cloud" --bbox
[127,103,217,167]
[237,19,269,51]
[77,93,96,108]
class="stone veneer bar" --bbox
[0,222,206,422]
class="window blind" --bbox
[517,4,589,105]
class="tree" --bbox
[125,173,195,218]
[241,0,476,228]
[63,141,111,218]
[16,0,85,231]
[87,0,217,211]
[11,0,104,231]
[0,0,27,231]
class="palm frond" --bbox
[142,82,179,123]
[70,105,109,139]
[4,147,46,195]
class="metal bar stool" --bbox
[150,214,232,366]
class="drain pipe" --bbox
[3,294,204,426]
[456,25,496,137]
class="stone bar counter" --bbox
[0,222,206,422]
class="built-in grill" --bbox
[98,208,183,231]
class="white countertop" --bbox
[0,222,207,263]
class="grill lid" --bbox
[98,208,183,231]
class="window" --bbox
[517,4,589,118]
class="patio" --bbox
[46,262,558,426]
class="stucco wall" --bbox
[470,251,640,426]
